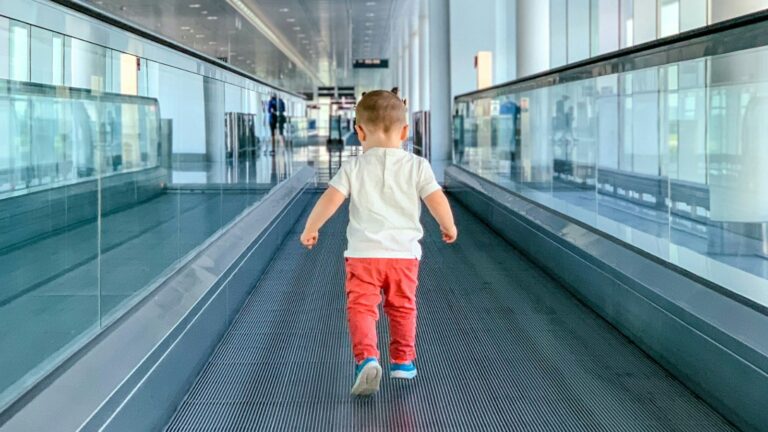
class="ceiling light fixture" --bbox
[366,1,376,5]
[279,8,289,12]
[195,34,205,38]
[207,16,218,20]
[201,10,208,14]
[225,0,323,84]
[365,22,373,26]
[286,18,295,22]
[189,3,201,8]
[293,26,301,30]
[366,13,374,17]
[209,41,217,45]
[180,26,190,30]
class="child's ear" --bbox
[399,124,409,141]
[355,124,366,142]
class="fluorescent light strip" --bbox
[226,0,321,84]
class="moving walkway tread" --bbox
[165,200,735,431]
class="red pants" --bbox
[345,258,419,364]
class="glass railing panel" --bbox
[455,19,768,306]
[0,82,103,408]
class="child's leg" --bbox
[382,259,419,363]
[345,258,384,363]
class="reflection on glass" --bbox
[455,41,768,303]
[0,18,307,412]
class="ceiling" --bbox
[84,0,415,94]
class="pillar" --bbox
[428,0,452,181]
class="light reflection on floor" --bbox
[170,136,362,186]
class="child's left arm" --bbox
[300,186,346,249]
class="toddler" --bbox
[300,90,457,396]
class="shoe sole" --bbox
[390,369,417,379]
[351,362,382,396]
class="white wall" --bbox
[153,63,206,155]
[516,0,550,77]
[449,0,496,96]
[448,0,517,96]
[710,0,768,22]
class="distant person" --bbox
[352,92,367,142]
[268,94,279,139]
[299,90,457,396]
[391,87,407,107]
[278,97,287,137]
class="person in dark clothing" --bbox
[269,94,279,138]
[278,97,287,136]
[269,94,287,146]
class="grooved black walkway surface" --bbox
[165,201,736,431]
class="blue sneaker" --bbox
[351,358,382,396]
[390,362,417,379]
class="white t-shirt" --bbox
[328,147,442,260]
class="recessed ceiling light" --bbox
[366,1,376,5]
[279,8,290,12]
[195,34,205,38]
[293,26,301,30]
[201,10,207,14]
[207,16,218,20]
[365,22,373,26]
[180,26,190,30]
[286,18,295,22]
[238,56,244,60]
[365,30,372,34]
[208,41,216,45]
[297,34,305,38]
[366,13,374,17]
[189,3,200,7]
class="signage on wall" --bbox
[353,58,389,69]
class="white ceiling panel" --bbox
[84,0,414,94]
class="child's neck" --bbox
[363,140,401,152]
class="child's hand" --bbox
[440,225,458,244]
[300,231,319,249]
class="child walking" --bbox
[300,90,457,396]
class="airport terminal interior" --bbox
[1,0,767,431]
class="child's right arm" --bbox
[423,190,458,244]
[300,186,346,249]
